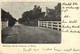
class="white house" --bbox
[2,21,8,30]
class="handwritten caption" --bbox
[62,2,80,33]
[3,45,80,52]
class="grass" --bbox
[2,25,61,43]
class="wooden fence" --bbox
[38,21,61,31]
[2,21,8,30]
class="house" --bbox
[2,20,8,30]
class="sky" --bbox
[1,2,58,20]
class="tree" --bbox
[18,5,45,26]
[1,9,17,27]
[42,3,61,21]
[55,3,61,21]
[18,3,61,26]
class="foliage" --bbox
[1,9,17,27]
[18,3,61,26]
[43,3,61,21]
[55,3,61,21]
[18,5,45,26]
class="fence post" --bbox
[51,21,53,29]
[47,21,48,28]
[38,20,40,27]
[57,22,59,31]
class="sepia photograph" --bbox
[1,2,61,43]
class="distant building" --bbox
[15,21,19,25]
[2,20,8,30]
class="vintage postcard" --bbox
[0,0,80,54]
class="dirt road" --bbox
[2,25,61,43]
